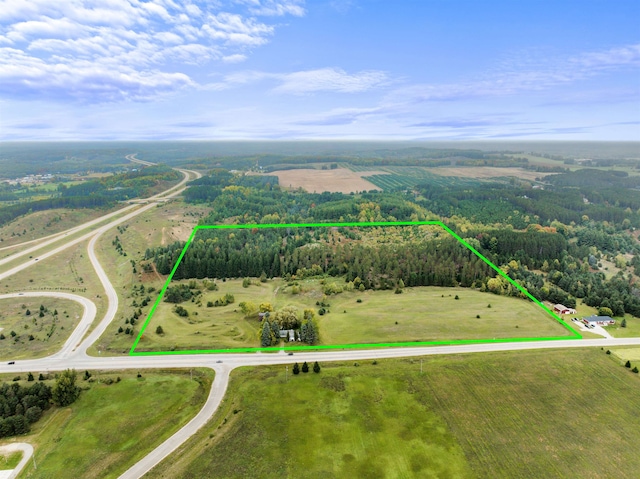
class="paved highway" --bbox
[2,155,638,478]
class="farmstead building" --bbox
[553,304,577,315]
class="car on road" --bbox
[7,361,15,365]
[216,360,223,363]
[288,352,294,356]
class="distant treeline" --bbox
[0,165,180,228]
[417,176,640,228]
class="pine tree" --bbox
[260,321,272,348]
[313,362,321,373]
[302,361,309,373]
[292,362,300,375]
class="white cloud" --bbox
[219,67,389,93]
[391,43,640,104]
[274,67,388,94]
[222,53,247,63]
[234,0,305,17]
[0,0,305,103]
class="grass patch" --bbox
[0,451,23,470]
[146,348,640,479]
[18,368,213,479]
[0,297,83,360]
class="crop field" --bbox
[353,166,481,191]
[0,297,83,360]
[145,348,640,479]
[136,278,573,353]
[15,369,213,479]
[267,168,383,193]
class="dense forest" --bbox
[146,227,495,290]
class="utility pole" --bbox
[285,366,288,383]
[420,359,423,374]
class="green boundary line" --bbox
[130,221,581,356]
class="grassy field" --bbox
[609,347,640,365]
[145,348,640,479]
[0,451,23,470]
[9,368,213,479]
[0,207,119,249]
[136,278,574,352]
[90,200,207,355]
[0,297,83,360]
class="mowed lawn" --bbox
[139,279,574,352]
[146,349,640,479]
[322,286,571,344]
[15,369,213,479]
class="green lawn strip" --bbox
[0,297,83,360]
[17,369,213,479]
[145,348,640,479]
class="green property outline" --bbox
[129,221,581,356]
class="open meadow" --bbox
[0,297,83,360]
[7,368,213,479]
[136,277,574,353]
[145,348,640,479]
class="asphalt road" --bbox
[1,156,638,478]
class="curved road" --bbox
[2,155,639,478]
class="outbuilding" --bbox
[554,304,577,315]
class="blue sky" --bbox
[1,0,638,140]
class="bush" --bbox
[174,305,189,317]
[156,325,164,335]
[292,363,300,375]
[476,314,481,319]
[454,295,459,300]
[625,360,631,368]
[356,298,362,303]
[633,367,639,374]
[313,361,321,373]
[302,362,309,373]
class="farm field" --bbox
[267,168,384,193]
[12,368,213,479]
[0,297,83,360]
[145,348,640,479]
[351,166,483,191]
[136,278,574,353]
